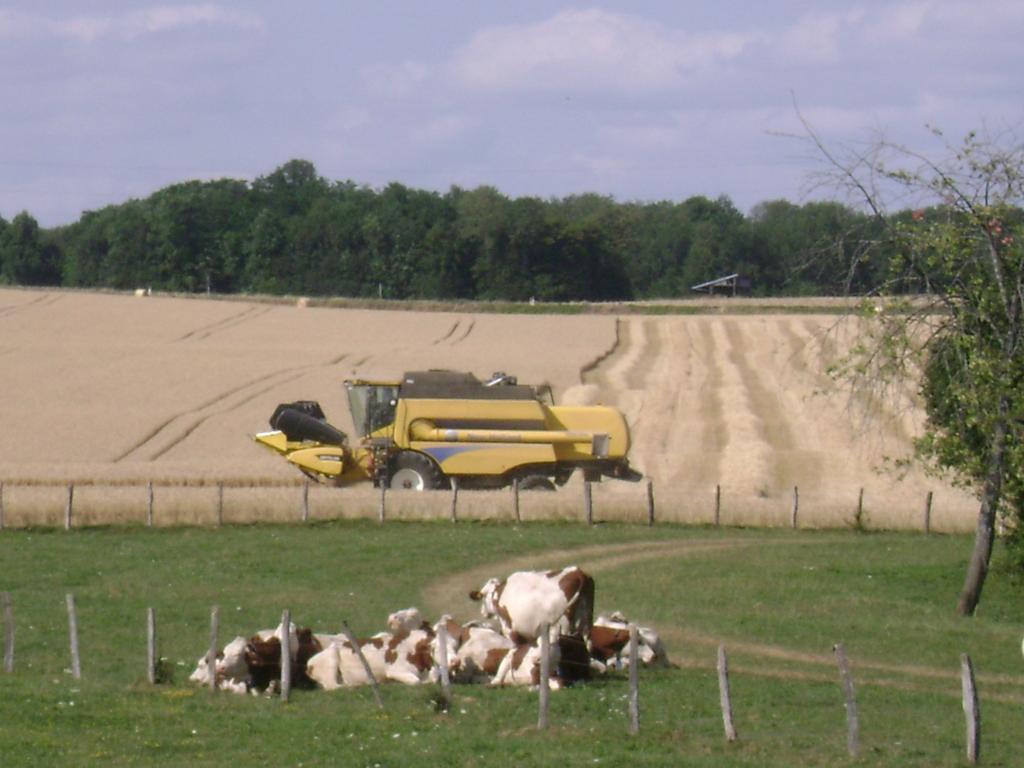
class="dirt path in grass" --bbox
[421,535,1024,704]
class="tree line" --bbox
[0,158,892,300]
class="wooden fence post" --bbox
[924,491,933,535]
[537,622,550,730]
[449,479,459,524]
[280,609,292,702]
[961,653,980,764]
[301,481,310,523]
[717,645,737,742]
[207,606,219,693]
[146,482,154,528]
[833,643,859,759]
[646,479,655,526]
[216,483,224,526]
[790,486,799,529]
[66,593,81,679]
[2,592,13,673]
[714,484,721,526]
[512,478,521,524]
[0,481,5,530]
[378,484,386,524]
[584,480,593,526]
[65,483,74,531]
[436,623,452,710]
[857,487,864,523]
[628,624,640,735]
[146,607,157,685]
[339,620,384,709]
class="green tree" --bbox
[624,201,694,297]
[455,186,517,299]
[252,159,327,218]
[104,202,152,289]
[749,199,878,294]
[678,195,752,292]
[0,215,9,283]
[0,211,60,284]
[243,208,290,293]
[813,126,1024,614]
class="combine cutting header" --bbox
[254,370,641,490]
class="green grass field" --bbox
[1,521,1021,767]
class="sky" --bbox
[1,1,1021,227]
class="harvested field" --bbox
[0,287,977,530]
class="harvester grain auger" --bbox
[254,370,642,491]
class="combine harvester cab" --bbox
[254,370,641,491]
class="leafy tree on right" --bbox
[808,125,1023,614]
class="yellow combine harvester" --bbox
[254,370,641,490]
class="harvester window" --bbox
[346,383,398,438]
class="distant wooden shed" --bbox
[690,273,752,297]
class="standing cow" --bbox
[468,565,594,643]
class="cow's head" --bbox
[468,577,502,619]
[387,606,424,634]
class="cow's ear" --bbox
[468,590,482,601]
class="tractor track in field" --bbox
[452,318,475,344]
[421,535,1024,703]
[433,320,460,344]
[0,292,60,318]
[114,366,306,461]
[431,317,475,346]
[115,349,355,462]
[175,304,269,342]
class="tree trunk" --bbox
[957,397,1009,616]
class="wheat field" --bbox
[0,287,977,530]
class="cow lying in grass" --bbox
[589,612,669,671]
[188,620,321,694]
[304,610,460,690]
[189,568,667,695]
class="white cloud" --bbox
[413,114,476,145]
[779,10,859,61]
[360,60,430,98]
[782,1,1024,55]
[451,8,752,93]
[870,1,932,39]
[0,9,36,39]
[910,0,1024,35]
[0,5,262,43]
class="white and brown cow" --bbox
[387,607,428,634]
[189,635,251,692]
[380,629,429,684]
[591,612,668,670]
[490,632,563,690]
[190,621,322,693]
[307,631,392,690]
[307,614,456,690]
[468,566,595,643]
[452,624,516,684]
[245,626,323,690]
